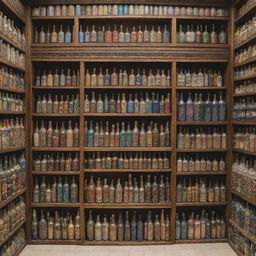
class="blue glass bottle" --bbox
[137,214,143,241]
[18,153,26,172]
[79,25,84,43]
[63,177,70,202]
[212,93,219,121]
[126,123,132,147]
[87,121,94,147]
[65,26,72,43]
[57,177,63,202]
[127,93,134,113]
[97,26,104,43]
[118,5,124,15]
[123,5,129,15]
[145,93,151,113]
[152,93,160,113]
[104,93,109,113]
[75,5,81,16]
[180,213,187,240]
[120,122,126,147]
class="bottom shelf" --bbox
[14,243,26,256]
[84,240,172,245]
[176,239,227,244]
[30,240,81,245]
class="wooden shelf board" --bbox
[85,113,172,117]
[0,87,25,94]
[84,203,171,209]
[176,171,226,176]
[231,189,256,206]
[176,202,227,207]
[232,121,256,125]
[234,74,256,81]
[32,147,80,152]
[31,203,80,207]
[0,146,26,154]
[174,43,230,48]
[229,219,256,244]
[32,113,80,117]
[14,243,26,256]
[32,171,80,175]
[32,86,79,90]
[0,58,25,72]
[84,240,172,245]
[233,148,256,156]
[235,3,256,24]
[84,147,172,152]
[30,240,81,245]
[234,33,256,50]
[0,188,26,208]
[0,32,26,53]
[0,111,25,115]
[176,239,227,244]
[177,121,227,125]
[84,169,171,173]
[233,92,256,97]
[85,86,172,90]
[176,149,227,153]
[0,219,26,246]
[176,87,226,90]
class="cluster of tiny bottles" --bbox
[233,97,256,121]
[0,92,24,112]
[176,210,226,240]
[234,80,256,95]
[84,152,170,170]
[176,177,226,203]
[33,176,79,203]
[85,68,171,87]
[84,92,170,114]
[234,43,256,65]
[32,4,228,17]
[85,174,170,204]
[234,64,256,80]
[85,121,170,148]
[32,209,80,241]
[233,127,256,152]
[86,209,170,242]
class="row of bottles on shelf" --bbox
[177,154,225,173]
[85,152,170,170]
[231,198,256,238]
[36,94,80,114]
[233,97,256,121]
[32,4,228,17]
[177,128,227,150]
[231,155,256,202]
[85,121,170,148]
[85,68,170,87]
[234,43,256,65]
[176,177,226,203]
[0,196,25,242]
[0,12,26,49]
[35,25,73,44]
[229,226,256,256]
[176,24,226,44]
[177,92,226,122]
[33,176,79,203]
[85,174,170,204]
[233,127,256,152]
[234,64,256,79]
[0,228,25,255]
[0,40,25,68]
[84,93,171,114]
[33,153,79,172]
[78,25,170,43]
[32,209,80,240]
[33,120,80,148]
[86,210,170,242]
[176,210,226,240]
[237,0,255,17]
[234,16,256,45]
[235,80,256,95]
[0,65,25,91]
[0,92,24,112]
[36,69,80,87]
[177,68,223,87]
[0,153,26,203]
[0,118,25,149]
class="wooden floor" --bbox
[20,243,237,256]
